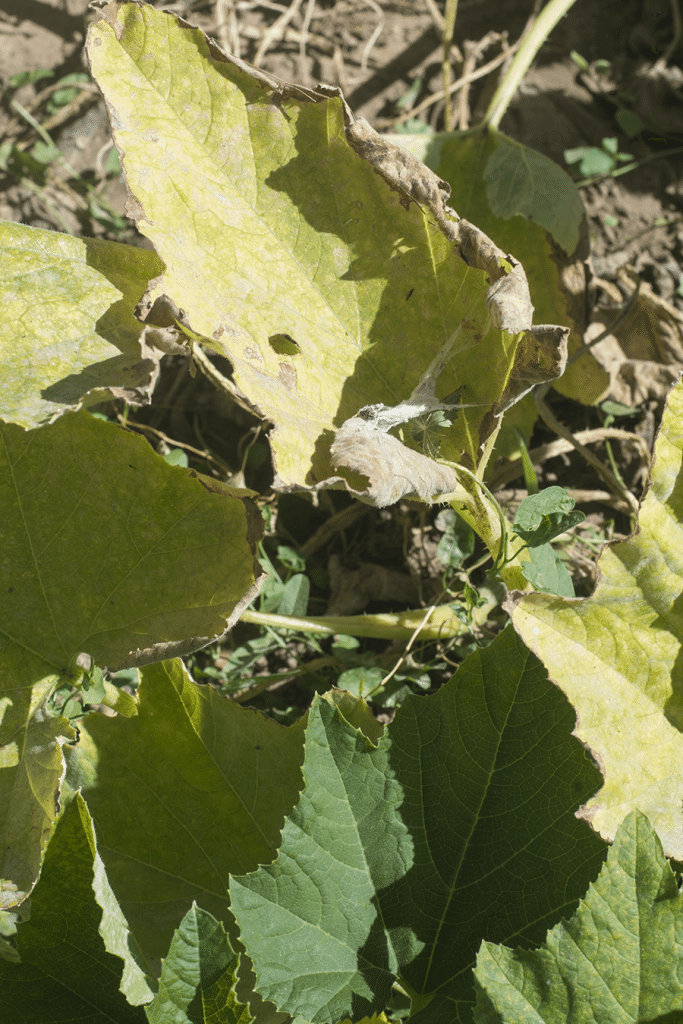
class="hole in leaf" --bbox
[268,333,300,356]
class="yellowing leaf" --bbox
[512,377,683,855]
[388,127,609,408]
[86,3,566,499]
[0,221,163,428]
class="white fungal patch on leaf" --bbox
[331,405,458,507]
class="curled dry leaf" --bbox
[326,119,567,507]
[331,405,459,508]
[588,270,683,406]
[456,220,534,334]
[345,118,535,336]
[326,554,421,616]
[329,313,567,507]
[389,126,602,406]
[136,290,194,355]
[344,116,453,215]
[494,324,569,413]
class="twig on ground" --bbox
[534,384,640,514]
[215,0,241,57]
[94,140,116,183]
[384,0,541,130]
[116,415,231,474]
[379,603,438,689]
[237,21,335,55]
[298,0,316,85]
[423,0,444,32]
[442,0,458,131]
[429,97,446,130]
[654,0,682,71]
[423,0,463,64]
[253,0,305,67]
[39,88,100,134]
[454,38,475,130]
[332,42,349,92]
[250,0,291,11]
[358,0,385,77]
[487,428,651,504]
[5,82,100,143]
[455,31,507,130]
[380,42,517,129]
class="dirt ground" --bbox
[1,2,680,244]
[3,0,682,269]
[3,0,683,705]
[2,0,681,307]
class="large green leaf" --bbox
[1,412,261,908]
[482,136,583,257]
[86,3,566,499]
[230,692,405,1023]
[0,794,151,1022]
[65,659,306,958]
[1,411,261,685]
[512,376,683,856]
[474,810,683,1023]
[0,220,164,429]
[145,905,251,1024]
[390,127,609,408]
[230,628,606,1023]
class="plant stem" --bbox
[442,461,510,571]
[18,176,74,234]
[484,0,579,130]
[241,606,463,641]
[534,382,639,514]
[442,0,459,131]
[378,604,438,689]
